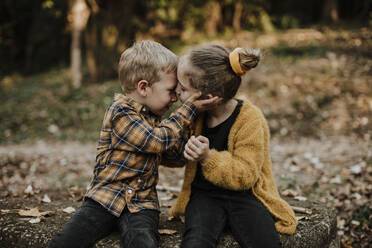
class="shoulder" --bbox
[108,97,139,121]
[229,100,268,142]
[235,99,266,125]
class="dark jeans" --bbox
[48,198,159,248]
[181,190,282,248]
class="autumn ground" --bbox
[1,27,371,247]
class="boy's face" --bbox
[176,60,200,103]
[145,71,178,116]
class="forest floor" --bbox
[1,27,371,247]
[1,136,370,247]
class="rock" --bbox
[0,191,339,248]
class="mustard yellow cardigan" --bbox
[169,100,297,234]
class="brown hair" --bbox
[183,44,261,99]
[118,40,178,93]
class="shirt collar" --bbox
[114,93,149,114]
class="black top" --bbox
[191,99,249,195]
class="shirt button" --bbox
[128,189,133,194]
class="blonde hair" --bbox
[183,44,261,99]
[118,40,178,93]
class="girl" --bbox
[171,44,297,248]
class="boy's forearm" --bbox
[160,125,191,167]
[112,102,197,154]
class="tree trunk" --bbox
[85,16,98,83]
[71,28,82,88]
[205,1,222,38]
[69,0,90,88]
[322,0,339,23]
[233,0,243,33]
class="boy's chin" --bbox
[153,108,168,116]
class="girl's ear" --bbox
[136,80,150,97]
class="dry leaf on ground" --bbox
[18,208,40,217]
[158,229,177,235]
[63,206,76,214]
[42,194,51,203]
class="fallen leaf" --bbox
[63,207,76,214]
[295,216,306,221]
[161,202,172,208]
[42,194,51,203]
[160,195,173,201]
[341,240,353,248]
[337,217,346,229]
[29,217,41,224]
[19,208,40,217]
[281,189,298,197]
[24,185,34,195]
[294,196,307,201]
[351,220,360,226]
[39,211,54,217]
[291,206,312,215]
[330,175,342,184]
[350,165,361,174]
[68,186,83,198]
[158,229,177,235]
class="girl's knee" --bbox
[182,227,217,248]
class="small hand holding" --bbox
[186,92,223,112]
[183,135,211,162]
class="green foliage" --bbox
[0,68,121,143]
[353,206,372,228]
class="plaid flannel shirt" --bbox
[85,94,196,217]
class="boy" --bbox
[49,40,220,248]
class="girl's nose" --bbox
[171,92,178,102]
[175,84,181,95]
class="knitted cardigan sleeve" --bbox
[201,111,264,191]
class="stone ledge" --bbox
[0,191,339,248]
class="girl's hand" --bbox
[183,135,211,162]
[186,92,223,112]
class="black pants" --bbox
[48,198,159,248]
[181,190,282,248]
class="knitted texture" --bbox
[168,101,297,234]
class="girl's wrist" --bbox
[202,149,212,162]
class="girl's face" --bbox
[176,58,201,103]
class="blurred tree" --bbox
[1,0,371,80]
[84,0,99,83]
[233,0,243,32]
[205,1,222,37]
[322,0,339,23]
[68,0,90,88]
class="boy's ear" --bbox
[136,80,150,97]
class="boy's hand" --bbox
[187,92,222,112]
[184,135,211,162]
